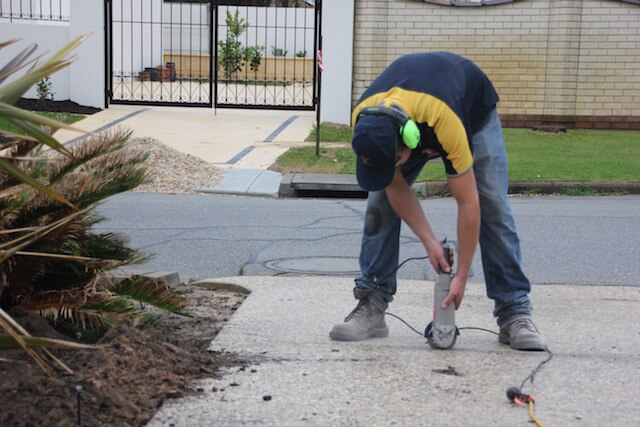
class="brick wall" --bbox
[352,0,640,129]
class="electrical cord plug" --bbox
[506,386,534,404]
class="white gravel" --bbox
[129,137,221,194]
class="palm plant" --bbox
[0,38,188,375]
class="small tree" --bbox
[36,77,55,105]
[271,46,288,57]
[244,46,265,73]
[218,10,248,80]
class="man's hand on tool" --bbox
[426,239,451,273]
[426,241,467,309]
[442,274,467,310]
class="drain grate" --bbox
[264,256,360,276]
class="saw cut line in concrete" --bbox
[264,115,300,142]
[264,256,360,275]
[64,108,150,147]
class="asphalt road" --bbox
[95,193,640,287]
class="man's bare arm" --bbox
[385,168,451,273]
[442,169,480,309]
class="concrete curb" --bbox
[279,173,366,198]
[198,169,281,198]
[279,173,640,198]
[106,267,182,287]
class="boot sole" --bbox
[329,327,389,342]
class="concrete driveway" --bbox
[55,104,316,169]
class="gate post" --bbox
[315,0,323,156]
[318,0,354,125]
[70,0,106,109]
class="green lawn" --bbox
[0,111,85,134]
[274,125,640,183]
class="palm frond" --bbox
[0,226,39,235]
[0,139,39,163]
[46,128,132,182]
[0,39,19,49]
[110,276,189,315]
[0,130,38,144]
[17,278,105,311]
[142,313,163,326]
[24,293,110,337]
[0,43,41,85]
[40,295,161,342]
[52,152,148,208]
[0,307,51,374]
[80,232,149,265]
[15,281,176,342]
[8,138,147,220]
[0,102,83,146]
[0,158,76,210]
[0,212,95,300]
[0,207,85,249]
[0,256,48,302]
[0,306,76,374]
[0,334,94,350]
[0,208,89,258]
[82,296,140,321]
[15,251,101,262]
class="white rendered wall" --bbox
[70,0,104,108]
[0,21,71,100]
[319,0,354,125]
[0,0,103,108]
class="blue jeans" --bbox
[355,109,532,327]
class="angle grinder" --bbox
[425,241,459,349]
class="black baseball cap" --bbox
[352,114,398,191]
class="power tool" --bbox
[425,241,459,349]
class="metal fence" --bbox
[214,3,318,109]
[0,0,69,22]
[107,0,320,110]
[107,0,212,106]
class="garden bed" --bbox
[16,98,102,115]
[0,283,248,426]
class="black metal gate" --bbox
[106,0,320,110]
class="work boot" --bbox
[329,299,388,341]
[499,318,546,351]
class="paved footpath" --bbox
[94,194,640,426]
[148,276,640,426]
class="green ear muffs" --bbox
[356,104,421,149]
[399,117,421,150]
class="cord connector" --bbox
[506,387,534,404]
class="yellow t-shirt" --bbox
[352,52,499,176]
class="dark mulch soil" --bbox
[0,284,248,427]
[16,98,102,115]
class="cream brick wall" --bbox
[352,0,640,124]
[578,0,640,117]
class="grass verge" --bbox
[0,111,85,134]
[274,124,640,183]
